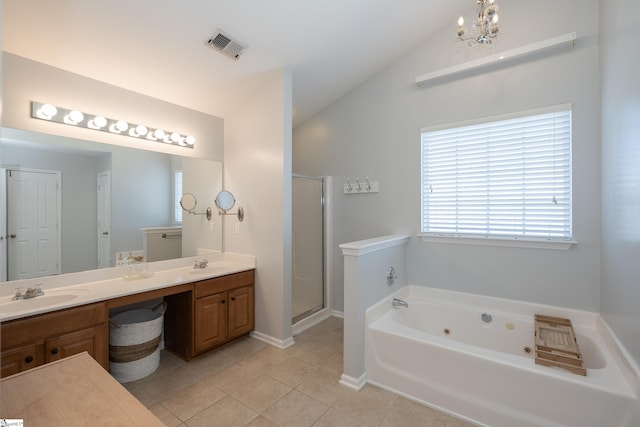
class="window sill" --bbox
[418,234,577,250]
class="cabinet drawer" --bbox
[195,270,254,298]
[1,302,106,349]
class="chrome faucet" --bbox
[12,284,45,300]
[392,298,408,308]
[193,259,209,269]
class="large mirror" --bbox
[0,127,223,282]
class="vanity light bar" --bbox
[30,101,195,149]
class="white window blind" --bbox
[174,171,183,224]
[421,107,572,241]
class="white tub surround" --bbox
[366,286,640,427]
[0,252,255,322]
[339,234,410,390]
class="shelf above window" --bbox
[414,32,577,85]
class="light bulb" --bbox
[37,104,58,120]
[42,104,57,116]
[185,135,195,145]
[458,16,464,26]
[93,116,107,128]
[116,120,129,132]
[170,132,182,143]
[492,14,499,24]
[64,110,84,125]
[153,129,165,139]
[69,110,84,123]
[135,125,148,136]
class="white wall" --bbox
[600,0,640,367]
[224,68,293,345]
[294,0,601,313]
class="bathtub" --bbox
[366,286,639,427]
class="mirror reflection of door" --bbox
[6,168,62,280]
[97,171,111,268]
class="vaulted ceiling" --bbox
[3,1,465,127]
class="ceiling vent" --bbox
[206,30,247,61]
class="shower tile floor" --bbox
[123,317,476,426]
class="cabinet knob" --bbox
[231,297,236,301]
[25,356,33,363]
[51,347,59,355]
[221,300,225,304]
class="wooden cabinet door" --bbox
[45,325,107,368]
[194,292,228,354]
[228,285,254,340]
[1,342,43,377]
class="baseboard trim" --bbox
[339,372,367,390]
[250,330,295,349]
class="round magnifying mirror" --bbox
[215,190,236,211]
[180,193,198,212]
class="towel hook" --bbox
[365,177,372,191]
[355,177,362,192]
[346,178,353,192]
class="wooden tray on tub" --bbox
[534,314,587,376]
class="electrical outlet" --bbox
[209,222,214,232]
[234,222,240,234]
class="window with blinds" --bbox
[421,106,572,242]
[174,170,183,224]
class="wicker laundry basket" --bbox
[109,302,166,383]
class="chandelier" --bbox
[456,0,500,47]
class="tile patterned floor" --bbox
[123,317,476,427]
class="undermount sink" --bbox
[0,290,89,314]
[180,267,225,276]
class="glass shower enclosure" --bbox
[292,175,325,323]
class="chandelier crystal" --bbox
[456,0,500,47]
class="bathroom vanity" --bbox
[0,258,255,378]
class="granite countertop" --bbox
[0,253,255,322]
